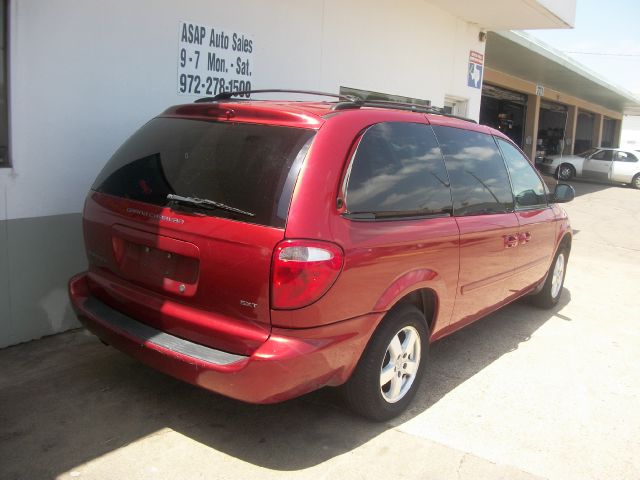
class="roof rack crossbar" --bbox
[332,99,476,123]
[194,89,358,103]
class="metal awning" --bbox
[485,31,640,115]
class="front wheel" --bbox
[530,247,568,308]
[556,164,575,181]
[632,174,640,190]
[343,304,428,421]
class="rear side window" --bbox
[344,122,452,217]
[432,126,514,216]
[496,137,547,209]
[615,151,638,162]
[92,118,315,228]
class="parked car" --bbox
[68,90,574,421]
[539,147,640,188]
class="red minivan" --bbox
[69,90,574,420]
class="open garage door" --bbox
[480,84,526,148]
[602,117,616,147]
[575,111,594,154]
[536,100,568,158]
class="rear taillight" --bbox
[271,239,344,310]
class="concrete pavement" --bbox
[1,177,638,479]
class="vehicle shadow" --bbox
[0,290,570,477]
[401,290,572,420]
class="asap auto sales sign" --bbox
[177,21,254,97]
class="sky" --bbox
[524,0,640,95]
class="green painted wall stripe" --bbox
[0,213,86,348]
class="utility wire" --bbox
[565,51,640,57]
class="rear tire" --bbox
[343,304,428,421]
[632,174,640,190]
[556,164,575,181]
[530,247,568,309]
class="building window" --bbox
[444,96,468,118]
[339,86,431,107]
[0,0,8,167]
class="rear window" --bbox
[345,122,452,217]
[92,118,315,228]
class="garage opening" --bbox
[480,84,526,147]
[536,100,568,158]
[575,111,594,154]
[602,117,616,147]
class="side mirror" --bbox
[552,183,575,203]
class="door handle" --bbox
[504,234,519,249]
[518,232,532,244]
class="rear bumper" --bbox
[68,272,380,404]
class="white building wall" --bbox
[1,0,484,221]
[320,2,484,118]
[0,0,485,346]
[621,115,640,149]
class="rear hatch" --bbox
[83,110,316,355]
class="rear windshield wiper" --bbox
[166,194,255,217]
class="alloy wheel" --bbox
[559,166,573,180]
[551,252,566,299]
[380,326,421,403]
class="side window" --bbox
[496,138,547,208]
[344,122,452,217]
[431,126,514,216]
[591,150,613,161]
[615,151,638,162]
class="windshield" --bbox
[577,148,597,158]
[92,118,315,228]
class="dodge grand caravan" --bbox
[69,90,574,420]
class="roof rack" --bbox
[194,89,357,103]
[193,89,476,123]
[332,99,476,123]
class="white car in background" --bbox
[539,147,640,189]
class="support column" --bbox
[523,94,541,161]
[613,118,622,148]
[592,113,603,148]
[563,105,578,155]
